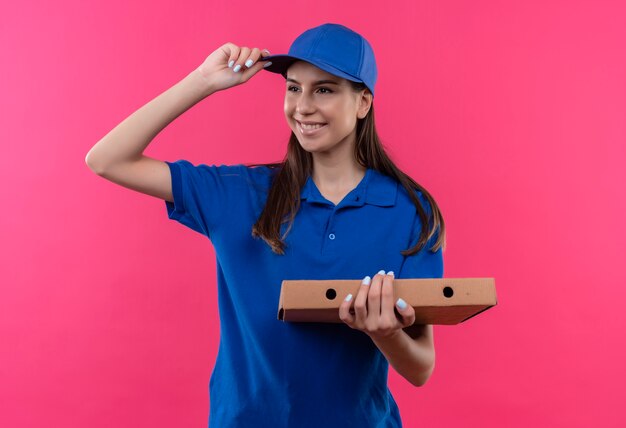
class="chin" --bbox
[295,138,328,154]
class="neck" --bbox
[312,162,366,190]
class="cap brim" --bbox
[260,54,364,85]
[259,55,298,76]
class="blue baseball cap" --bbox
[260,23,377,97]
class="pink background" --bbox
[2,1,625,427]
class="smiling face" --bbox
[284,61,372,158]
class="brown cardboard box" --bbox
[278,278,497,325]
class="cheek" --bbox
[335,111,356,130]
[333,100,357,126]
[283,104,292,124]
[284,98,295,118]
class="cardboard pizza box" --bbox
[277,277,497,325]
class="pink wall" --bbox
[2,1,625,427]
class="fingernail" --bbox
[377,270,386,275]
[345,294,353,302]
[263,49,271,54]
[387,271,394,277]
[263,61,273,68]
[228,60,234,68]
[233,64,241,72]
[245,59,253,68]
[362,276,371,286]
[396,298,407,310]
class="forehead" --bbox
[285,61,346,84]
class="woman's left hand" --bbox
[339,270,416,340]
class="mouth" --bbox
[296,120,328,136]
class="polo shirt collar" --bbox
[300,168,398,207]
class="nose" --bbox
[295,92,316,115]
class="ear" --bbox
[357,90,373,119]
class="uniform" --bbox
[164,159,443,427]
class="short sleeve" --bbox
[164,159,246,238]
[397,192,444,279]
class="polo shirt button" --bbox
[329,233,336,240]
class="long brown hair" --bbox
[248,80,446,256]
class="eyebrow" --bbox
[286,78,340,85]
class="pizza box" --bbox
[277,277,497,325]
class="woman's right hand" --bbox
[196,43,272,94]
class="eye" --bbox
[286,86,333,94]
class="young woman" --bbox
[86,22,445,428]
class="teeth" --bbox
[299,122,325,130]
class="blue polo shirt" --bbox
[164,159,443,428]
